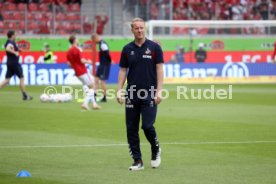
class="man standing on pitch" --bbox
[91,33,112,102]
[0,30,32,100]
[43,44,54,64]
[117,18,163,171]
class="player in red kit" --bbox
[67,35,101,110]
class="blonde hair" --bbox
[131,18,145,28]
[91,33,98,40]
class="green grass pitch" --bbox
[0,84,276,184]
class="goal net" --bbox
[146,20,276,83]
[147,20,276,63]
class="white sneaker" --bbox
[129,160,144,171]
[81,103,90,110]
[151,148,161,168]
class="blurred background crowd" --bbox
[0,0,274,35]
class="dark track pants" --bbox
[125,96,159,161]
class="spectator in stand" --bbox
[219,2,231,20]
[195,43,207,63]
[83,21,93,34]
[53,0,66,12]
[175,46,185,63]
[170,0,276,21]
[95,15,108,35]
[150,1,159,19]
[38,22,50,34]
[270,1,276,19]
[170,45,185,63]
[259,0,269,20]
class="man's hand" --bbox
[117,89,124,105]
[81,58,91,64]
[155,63,163,105]
[14,51,19,57]
[6,45,19,57]
[117,67,127,105]
[154,90,162,105]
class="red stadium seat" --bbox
[2,12,11,20]
[40,20,48,26]
[75,14,80,21]
[197,28,209,35]
[172,27,181,34]
[73,23,81,31]
[230,28,238,34]
[56,12,65,21]
[27,22,39,30]
[180,28,189,34]
[40,16,49,22]
[16,29,23,34]
[5,21,16,29]
[67,13,78,21]
[0,21,4,29]
[27,13,35,21]
[3,22,8,29]
[29,3,38,12]
[6,3,16,11]
[13,12,25,21]
[58,0,68,4]
[56,30,67,35]
[17,3,26,11]
[63,22,73,32]
[19,21,25,30]
[39,4,50,12]
[55,21,63,30]
[44,12,53,21]
[38,23,50,34]
[69,4,80,12]
[66,14,74,21]
[34,13,44,21]
[62,4,69,12]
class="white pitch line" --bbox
[0,143,128,149]
[0,140,276,149]
[162,140,276,145]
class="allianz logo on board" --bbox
[221,63,249,77]
[163,63,249,78]
[0,64,80,85]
